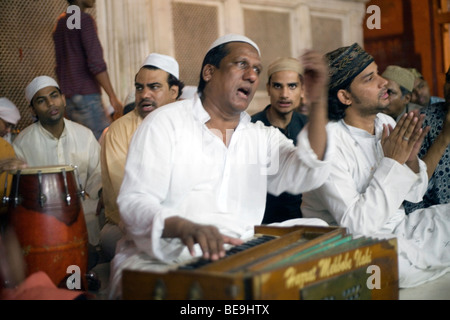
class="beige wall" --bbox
[96,0,369,116]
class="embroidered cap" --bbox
[326,43,374,91]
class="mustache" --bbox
[379,89,388,98]
[138,99,157,107]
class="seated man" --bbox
[0,97,21,144]
[108,34,333,299]
[382,65,420,121]
[302,43,450,289]
[100,53,184,261]
[251,57,307,223]
[0,97,22,215]
[13,76,102,270]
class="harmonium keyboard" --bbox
[122,225,399,300]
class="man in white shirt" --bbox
[109,34,334,299]
[302,43,450,288]
[13,76,102,270]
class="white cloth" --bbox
[108,94,334,298]
[179,86,197,100]
[12,119,102,245]
[302,113,450,288]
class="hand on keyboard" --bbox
[163,216,244,261]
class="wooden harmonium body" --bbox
[122,225,399,300]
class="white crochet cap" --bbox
[25,75,60,103]
[207,34,260,56]
[0,97,21,125]
[141,53,179,79]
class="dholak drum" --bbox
[5,165,88,288]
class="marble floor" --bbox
[399,272,450,300]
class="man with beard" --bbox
[107,34,333,299]
[301,43,450,289]
[251,57,307,223]
[13,76,102,270]
[99,53,184,261]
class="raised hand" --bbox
[301,50,329,105]
[301,50,329,161]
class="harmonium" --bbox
[122,225,399,300]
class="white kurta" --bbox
[302,113,450,288]
[12,119,102,245]
[109,94,334,298]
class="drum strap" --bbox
[38,171,47,208]
[62,169,71,206]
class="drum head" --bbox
[8,165,74,175]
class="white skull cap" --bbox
[141,53,179,79]
[0,97,21,125]
[207,34,260,56]
[25,75,60,103]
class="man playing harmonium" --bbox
[108,34,334,299]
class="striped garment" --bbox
[53,11,107,98]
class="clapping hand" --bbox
[381,110,429,170]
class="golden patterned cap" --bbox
[326,43,374,91]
